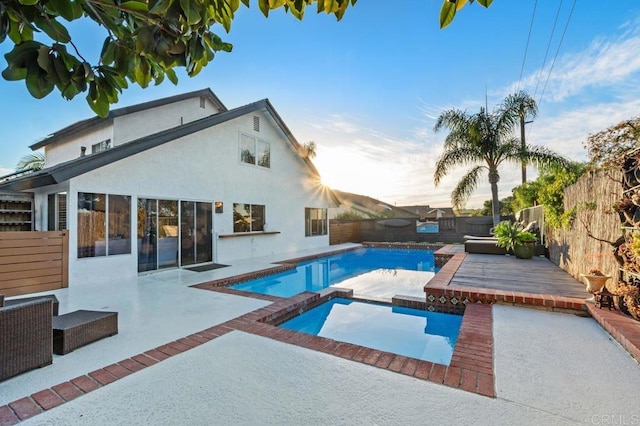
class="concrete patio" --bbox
[1,244,639,425]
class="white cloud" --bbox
[299,18,640,210]
[506,22,640,105]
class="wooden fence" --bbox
[0,231,68,297]
[329,216,506,245]
[548,171,622,281]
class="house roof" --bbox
[332,190,417,217]
[398,205,455,217]
[0,98,319,192]
[29,88,227,150]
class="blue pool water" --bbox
[280,298,463,365]
[231,248,438,299]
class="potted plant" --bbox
[579,268,611,294]
[494,221,537,259]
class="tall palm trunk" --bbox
[489,167,500,227]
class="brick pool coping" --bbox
[12,244,639,423]
[429,246,640,365]
[0,290,495,425]
[425,248,588,315]
[230,289,495,398]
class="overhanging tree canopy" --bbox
[0,0,358,117]
[1,0,491,116]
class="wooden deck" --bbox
[450,254,589,299]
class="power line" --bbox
[517,0,538,92]
[527,0,577,141]
[533,0,564,100]
[537,0,577,111]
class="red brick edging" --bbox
[586,302,640,363]
[424,251,586,314]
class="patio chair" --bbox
[0,298,53,381]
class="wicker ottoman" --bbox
[52,310,118,355]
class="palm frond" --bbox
[16,152,45,172]
[522,145,571,170]
[451,165,485,210]
[434,146,485,186]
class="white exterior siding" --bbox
[44,126,113,166]
[36,107,329,286]
[112,97,220,146]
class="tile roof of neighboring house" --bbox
[332,190,418,217]
[29,88,227,150]
[0,98,319,192]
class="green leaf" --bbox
[36,45,51,72]
[165,67,178,84]
[439,1,457,29]
[45,0,83,21]
[18,0,39,6]
[120,1,149,13]
[52,54,71,86]
[34,16,71,43]
[2,65,27,81]
[268,0,286,8]
[8,20,34,43]
[100,37,115,64]
[258,0,269,17]
[149,0,174,15]
[60,82,79,100]
[180,0,201,25]
[4,40,42,67]
[26,64,54,98]
[86,83,109,118]
[477,0,492,7]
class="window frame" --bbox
[239,133,270,169]
[305,208,328,237]
[77,192,131,259]
[91,139,111,154]
[233,203,266,233]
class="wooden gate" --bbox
[0,231,68,297]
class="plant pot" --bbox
[580,274,610,294]
[513,241,535,259]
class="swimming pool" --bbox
[230,248,438,299]
[280,297,462,365]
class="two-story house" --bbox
[0,89,335,286]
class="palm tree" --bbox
[502,91,538,183]
[433,94,568,227]
[16,152,45,172]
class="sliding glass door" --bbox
[138,198,212,273]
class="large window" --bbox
[305,208,327,236]
[233,203,265,233]
[239,134,270,168]
[78,193,131,258]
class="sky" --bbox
[1,1,640,208]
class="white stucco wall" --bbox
[48,108,330,286]
[45,126,113,166]
[43,97,221,167]
[112,97,220,146]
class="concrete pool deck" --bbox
[1,243,639,425]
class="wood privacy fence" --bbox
[329,216,505,245]
[0,231,68,297]
[548,171,622,281]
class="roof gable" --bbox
[30,88,227,150]
[1,98,318,191]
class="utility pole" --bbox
[520,117,534,184]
